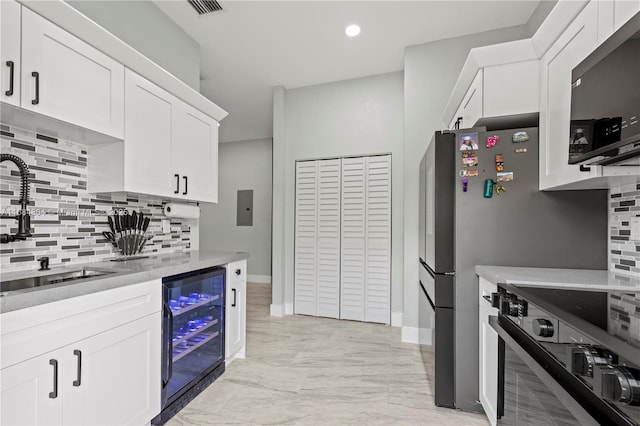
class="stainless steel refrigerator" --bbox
[418,126,608,412]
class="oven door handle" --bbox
[490,315,634,426]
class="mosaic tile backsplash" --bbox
[1,124,192,272]
[609,182,640,276]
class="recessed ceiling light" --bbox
[345,24,361,37]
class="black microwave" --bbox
[568,11,640,166]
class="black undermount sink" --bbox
[0,268,116,293]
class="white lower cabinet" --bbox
[226,260,247,363]
[63,314,160,426]
[0,314,160,425]
[478,277,499,426]
[0,349,64,425]
[0,280,161,425]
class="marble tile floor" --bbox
[167,283,489,426]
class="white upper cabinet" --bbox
[124,70,174,198]
[539,2,599,189]
[442,39,540,130]
[20,7,124,139]
[90,70,219,203]
[1,0,21,107]
[597,0,640,43]
[172,103,219,203]
[614,0,640,29]
[460,70,484,130]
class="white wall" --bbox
[402,25,530,337]
[200,139,273,278]
[67,0,200,91]
[272,72,404,320]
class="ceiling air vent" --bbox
[187,0,222,15]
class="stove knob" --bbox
[532,319,554,337]
[596,365,640,406]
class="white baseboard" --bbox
[270,303,293,316]
[270,304,284,317]
[402,326,433,345]
[402,326,419,344]
[391,311,402,327]
[247,274,271,283]
[419,327,433,345]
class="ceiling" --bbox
[154,1,542,143]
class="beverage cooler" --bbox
[153,266,226,425]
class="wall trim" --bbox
[270,304,284,317]
[419,327,433,345]
[285,303,294,315]
[402,327,419,344]
[391,311,403,327]
[402,326,433,345]
[247,274,271,284]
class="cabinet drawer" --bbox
[1,280,161,369]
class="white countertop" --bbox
[475,265,640,292]
[0,250,248,313]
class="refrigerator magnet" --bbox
[486,135,499,148]
[462,157,478,167]
[483,179,494,198]
[461,151,477,159]
[497,171,514,182]
[515,148,528,153]
[512,131,529,143]
[459,169,479,177]
[495,154,504,172]
[462,177,468,192]
[459,133,479,151]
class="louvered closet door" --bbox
[316,159,341,318]
[340,157,366,321]
[294,161,318,316]
[365,155,391,323]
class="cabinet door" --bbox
[226,261,247,361]
[448,103,464,130]
[479,303,499,426]
[614,0,640,30]
[124,70,174,198]
[20,7,124,138]
[478,277,498,426]
[1,0,20,107]
[0,350,64,425]
[483,61,539,118]
[539,2,600,190]
[63,313,161,426]
[462,69,483,128]
[172,102,219,203]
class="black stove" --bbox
[491,284,640,425]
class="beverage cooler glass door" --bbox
[162,267,226,407]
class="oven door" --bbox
[490,315,635,426]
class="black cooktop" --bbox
[514,286,640,352]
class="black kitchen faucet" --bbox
[0,154,32,243]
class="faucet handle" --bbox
[38,256,50,271]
